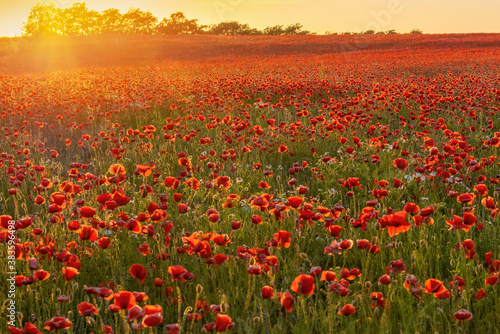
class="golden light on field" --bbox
[1,0,500,37]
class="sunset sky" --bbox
[1,0,499,37]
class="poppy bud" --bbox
[412,242,417,248]
[365,281,372,289]
[370,236,377,244]
[374,222,380,230]
[87,317,95,326]
[253,317,260,324]
[477,265,483,274]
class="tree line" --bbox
[21,3,312,36]
[21,3,423,37]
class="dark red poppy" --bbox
[261,286,274,299]
[44,317,72,332]
[454,309,472,322]
[338,304,356,316]
[129,264,147,283]
[79,206,96,218]
[278,291,294,312]
[77,302,98,316]
[392,158,408,170]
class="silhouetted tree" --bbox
[209,21,262,35]
[263,23,311,35]
[409,28,423,34]
[156,12,200,34]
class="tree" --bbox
[209,21,261,35]
[22,2,62,36]
[60,3,101,35]
[263,23,311,35]
[409,28,423,34]
[100,8,125,34]
[123,8,158,34]
[156,12,200,34]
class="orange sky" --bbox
[1,0,499,36]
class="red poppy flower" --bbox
[178,203,189,214]
[206,208,220,223]
[320,270,337,282]
[134,164,152,176]
[259,181,272,189]
[261,286,274,299]
[215,314,235,332]
[168,265,195,282]
[403,203,420,214]
[393,178,404,188]
[77,302,98,316]
[62,267,79,282]
[338,304,356,316]
[79,226,98,241]
[380,210,411,237]
[173,193,182,202]
[454,309,472,322]
[273,230,292,248]
[79,206,96,218]
[251,215,262,225]
[370,292,385,308]
[425,278,450,299]
[113,291,136,310]
[457,193,476,204]
[97,237,112,249]
[44,317,72,332]
[142,313,163,327]
[475,288,486,300]
[485,275,498,286]
[34,270,50,281]
[392,158,408,170]
[278,291,294,312]
[340,268,361,280]
[129,264,147,283]
[287,196,303,209]
[290,274,315,295]
[8,322,41,334]
[165,324,180,334]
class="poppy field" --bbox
[1,34,500,334]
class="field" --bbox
[1,34,499,334]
